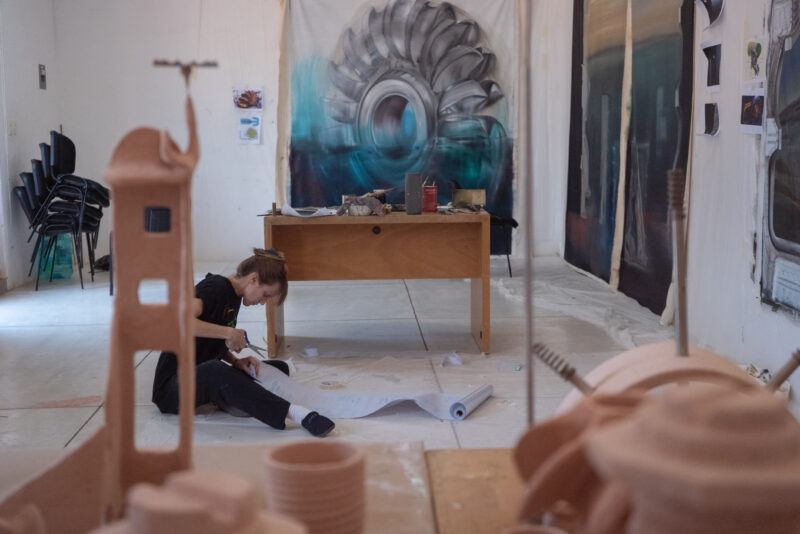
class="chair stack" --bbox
[13,130,110,290]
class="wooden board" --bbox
[426,448,525,534]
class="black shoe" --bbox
[301,412,335,437]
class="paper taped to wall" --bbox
[255,363,492,420]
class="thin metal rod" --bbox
[668,169,688,356]
[766,350,800,392]
[518,0,535,426]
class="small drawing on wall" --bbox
[697,0,724,27]
[704,103,719,135]
[233,87,264,110]
[740,89,765,134]
[744,36,766,82]
[238,114,262,144]
[702,42,721,91]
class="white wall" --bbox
[0,0,61,290]
[0,0,566,286]
[687,0,800,400]
[530,0,572,257]
[52,0,283,262]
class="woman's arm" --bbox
[191,298,247,350]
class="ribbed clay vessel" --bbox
[264,441,365,534]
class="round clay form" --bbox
[587,384,800,534]
[264,441,365,534]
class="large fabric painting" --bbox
[566,0,693,313]
[618,0,692,313]
[565,0,627,282]
[287,0,516,218]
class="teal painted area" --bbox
[289,54,514,217]
[291,57,328,141]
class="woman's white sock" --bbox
[287,404,312,423]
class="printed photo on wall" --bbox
[698,0,724,28]
[238,114,262,144]
[702,41,722,91]
[740,89,765,134]
[704,103,720,135]
[284,0,516,221]
[233,87,264,110]
[743,36,766,82]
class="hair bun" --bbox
[254,247,286,262]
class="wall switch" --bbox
[8,121,16,137]
[38,64,46,90]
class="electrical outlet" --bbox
[8,121,16,137]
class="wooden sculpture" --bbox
[586,384,800,534]
[0,61,303,533]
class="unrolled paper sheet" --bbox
[255,363,492,421]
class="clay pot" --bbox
[264,441,365,534]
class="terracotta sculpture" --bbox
[512,169,800,534]
[0,61,302,533]
[586,384,800,534]
[556,342,758,412]
[263,441,365,534]
[90,471,306,534]
[0,61,205,532]
[512,392,643,533]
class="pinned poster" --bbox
[232,87,264,110]
[740,88,765,134]
[238,114,262,145]
[743,36,767,83]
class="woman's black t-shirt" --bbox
[151,274,241,404]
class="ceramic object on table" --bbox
[263,441,365,534]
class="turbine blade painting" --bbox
[287,0,516,218]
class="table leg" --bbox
[266,301,284,358]
[471,276,490,354]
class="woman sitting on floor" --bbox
[151,247,335,437]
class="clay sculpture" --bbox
[0,62,304,533]
[586,384,800,534]
[513,392,643,533]
[90,471,306,534]
[263,441,365,534]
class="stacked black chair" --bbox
[14,130,110,290]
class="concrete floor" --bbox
[0,256,670,451]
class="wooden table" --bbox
[425,448,525,534]
[263,211,491,356]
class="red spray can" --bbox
[422,185,438,213]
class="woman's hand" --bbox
[233,355,260,378]
[225,328,248,352]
